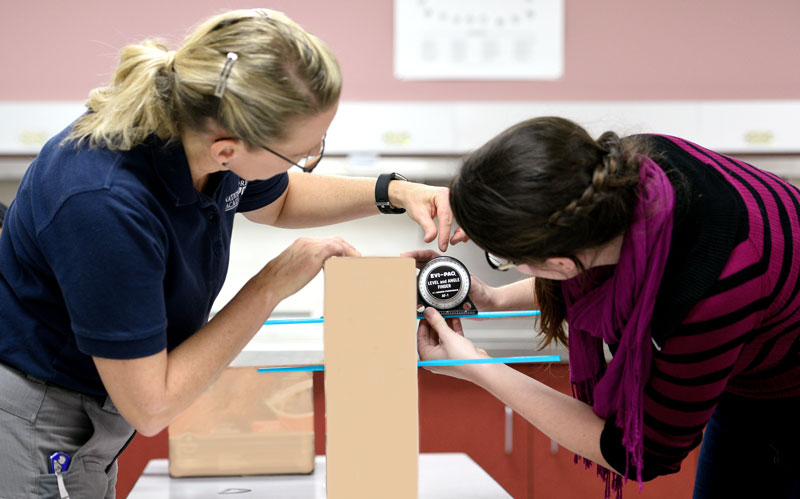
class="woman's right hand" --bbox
[401,249,499,312]
[259,236,361,302]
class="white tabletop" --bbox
[128,453,511,498]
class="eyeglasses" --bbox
[485,251,516,271]
[262,135,326,173]
[213,135,326,173]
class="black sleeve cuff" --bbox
[600,418,670,482]
[236,173,289,213]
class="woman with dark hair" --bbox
[410,116,800,498]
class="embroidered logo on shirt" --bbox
[224,180,248,211]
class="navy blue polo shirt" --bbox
[0,124,288,396]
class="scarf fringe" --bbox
[599,466,625,499]
[619,347,645,485]
[572,454,626,499]
[572,379,632,499]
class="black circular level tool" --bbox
[417,256,478,315]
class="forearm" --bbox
[161,273,280,420]
[472,363,612,470]
[99,272,280,436]
[492,278,537,310]
[100,236,354,436]
[273,173,378,228]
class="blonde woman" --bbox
[0,9,465,497]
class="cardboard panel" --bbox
[168,368,314,477]
[324,257,419,498]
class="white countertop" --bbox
[128,454,511,498]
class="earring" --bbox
[221,162,229,168]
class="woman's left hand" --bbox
[391,182,469,252]
[417,307,490,383]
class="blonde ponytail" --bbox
[67,9,342,151]
[67,40,177,150]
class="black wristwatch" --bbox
[375,173,408,214]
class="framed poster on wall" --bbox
[394,0,564,80]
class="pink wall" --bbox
[2,0,799,102]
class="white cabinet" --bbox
[2,101,800,158]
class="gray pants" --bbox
[0,362,135,499]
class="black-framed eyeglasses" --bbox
[485,251,515,271]
[213,135,326,173]
[262,135,326,173]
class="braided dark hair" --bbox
[450,117,648,346]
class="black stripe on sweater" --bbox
[645,136,746,347]
[643,410,707,436]
[652,364,735,387]
[679,141,771,294]
[737,338,800,380]
[653,333,747,364]
[645,385,721,412]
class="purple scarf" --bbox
[562,157,675,498]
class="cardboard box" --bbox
[168,367,314,477]
[323,257,419,498]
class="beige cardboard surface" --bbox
[324,257,419,499]
[168,368,314,477]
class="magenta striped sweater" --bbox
[597,135,800,479]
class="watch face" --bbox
[417,256,471,310]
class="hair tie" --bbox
[213,52,238,98]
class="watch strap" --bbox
[375,173,408,214]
